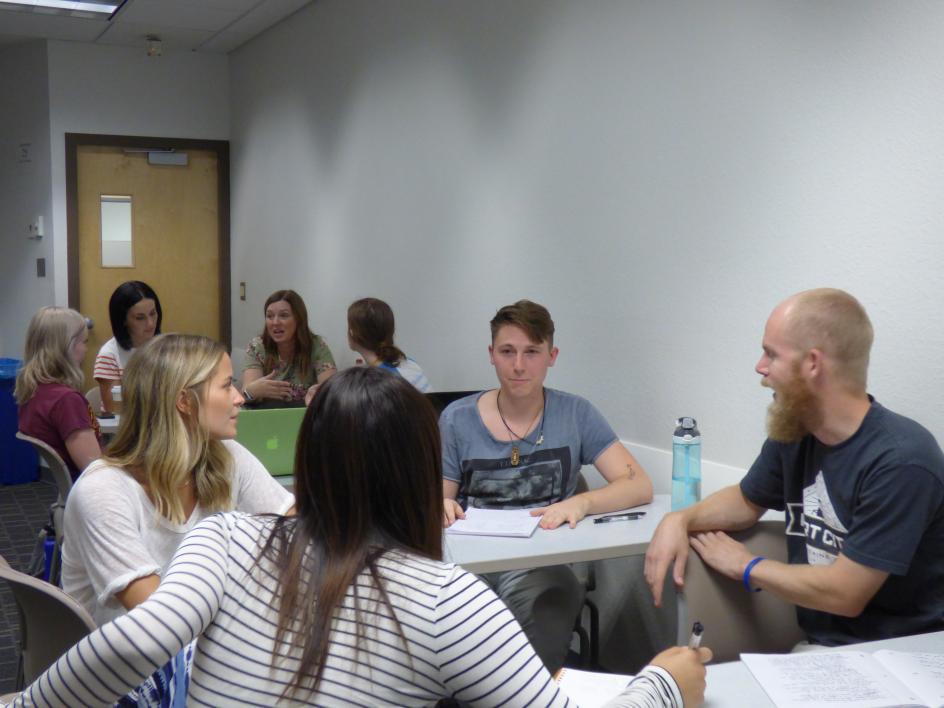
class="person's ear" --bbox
[176,389,193,416]
[548,346,560,367]
[488,344,496,365]
[806,348,824,381]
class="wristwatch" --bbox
[242,387,254,402]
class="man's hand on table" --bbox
[644,511,692,607]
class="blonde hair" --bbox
[104,334,234,524]
[15,307,87,405]
[784,288,874,391]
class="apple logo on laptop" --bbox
[266,435,279,451]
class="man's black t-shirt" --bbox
[740,399,944,645]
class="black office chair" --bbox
[571,473,600,668]
[425,390,482,416]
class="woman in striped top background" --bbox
[9,367,710,707]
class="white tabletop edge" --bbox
[445,494,670,574]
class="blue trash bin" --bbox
[0,357,39,485]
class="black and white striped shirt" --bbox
[13,512,682,707]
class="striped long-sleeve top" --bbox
[11,512,682,707]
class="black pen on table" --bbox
[688,621,704,650]
[593,511,646,524]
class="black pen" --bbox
[593,512,646,524]
[688,621,704,650]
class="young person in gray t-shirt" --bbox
[441,299,654,671]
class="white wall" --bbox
[46,39,231,313]
[0,41,53,359]
[230,0,944,479]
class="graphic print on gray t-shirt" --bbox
[440,388,619,511]
[461,447,572,509]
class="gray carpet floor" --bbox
[0,470,58,694]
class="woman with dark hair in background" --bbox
[16,307,101,479]
[93,280,162,414]
[11,367,710,708]
[242,289,336,405]
[348,296,432,392]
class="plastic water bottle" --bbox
[672,417,701,511]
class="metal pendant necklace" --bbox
[496,388,546,466]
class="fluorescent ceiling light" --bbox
[0,0,118,14]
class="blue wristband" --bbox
[743,556,765,593]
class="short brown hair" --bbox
[490,300,555,346]
[784,288,873,391]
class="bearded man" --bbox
[645,288,944,646]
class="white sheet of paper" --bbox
[554,667,632,708]
[445,507,541,538]
[740,651,925,708]
[873,651,944,707]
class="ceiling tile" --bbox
[0,10,106,42]
[117,0,243,31]
[96,20,216,50]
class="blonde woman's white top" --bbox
[61,439,294,625]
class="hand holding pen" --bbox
[688,621,704,649]
[650,622,712,707]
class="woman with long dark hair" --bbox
[12,367,710,707]
[241,289,336,404]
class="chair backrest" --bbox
[424,390,482,416]
[0,554,96,687]
[676,519,805,663]
[85,386,102,415]
[15,432,72,504]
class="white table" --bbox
[704,630,944,707]
[444,494,670,574]
[96,414,120,435]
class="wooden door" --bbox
[73,144,224,385]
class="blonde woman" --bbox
[63,334,294,626]
[16,307,101,480]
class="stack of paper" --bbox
[445,508,542,538]
[741,650,944,708]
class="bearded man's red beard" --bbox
[763,361,823,443]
